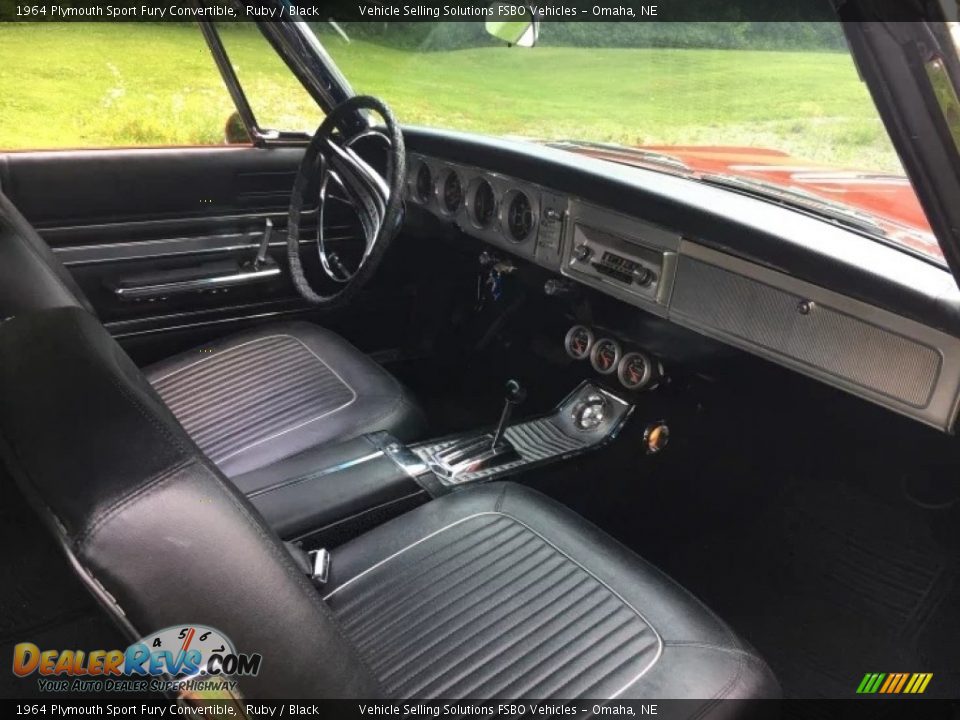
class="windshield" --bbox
[316,21,943,265]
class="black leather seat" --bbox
[143,322,423,477]
[0,187,423,479]
[0,307,779,705]
[326,482,779,699]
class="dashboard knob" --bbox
[544,279,578,296]
[572,244,593,262]
[633,267,655,286]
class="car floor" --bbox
[391,325,960,703]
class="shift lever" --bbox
[427,379,525,481]
[491,380,526,449]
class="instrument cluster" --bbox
[406,154,568,268]
[564,325,663,392]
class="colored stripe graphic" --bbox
[857,672,932,694]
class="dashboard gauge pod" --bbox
[466,176,498,230]
[617,350,662,391]
[412,160,433,204]
[438,168,464,215]
[564,325,595,360]
[590,337,622,375]
[501,189,536,243]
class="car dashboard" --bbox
[404,136,960,433]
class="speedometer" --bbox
[590,338,622,375]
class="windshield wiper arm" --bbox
[699,173,888,237]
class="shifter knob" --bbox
[505,379,527,405]
[492,380,526,449]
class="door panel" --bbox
[0,146,421,364]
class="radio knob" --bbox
[633,267,655,286]
[573,244,593,262]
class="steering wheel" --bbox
[287,95,405,305]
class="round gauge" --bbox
[441,170,463,214]
[590,338,622,375]
[470,178,497,228]
[504,190,534,242]
[617,351,653,391]
[138,624,236,678]
[564,325,594,360]
[414,162,433,203]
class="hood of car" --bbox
[552,142,943,263]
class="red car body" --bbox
[566,144,943,263]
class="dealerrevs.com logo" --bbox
[12,624,262,694]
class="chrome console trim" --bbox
[367,431,431,479]
[412,381,633,485]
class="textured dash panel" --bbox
[150,335,354,464]
[671,257,940,407]
[328,514,659,699]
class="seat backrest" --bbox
[0,189,95,318]
[0,307,380,698]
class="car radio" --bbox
[563,222,676,308]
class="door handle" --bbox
[112,259,280,301]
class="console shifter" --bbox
[491,380,526,450]
[423,379,525,482]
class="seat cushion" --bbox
[324,482,780,702]
[145,322,423,477]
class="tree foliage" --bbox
[322,21,847,52]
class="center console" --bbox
[411,381,632,485]
[241,381,635,545]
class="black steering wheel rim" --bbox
[287,95,405,305]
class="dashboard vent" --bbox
[506,191,534,242]
[442,171,463,213]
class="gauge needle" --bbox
[180,627,196,654]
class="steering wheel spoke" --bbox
[324,136,389,243]
[286,96,405,304]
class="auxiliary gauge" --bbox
[590,338,622,375]
[618,351,652,391]
[564,325,594,360]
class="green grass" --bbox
[0,23,901,172]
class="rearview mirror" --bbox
[485,4,539,47]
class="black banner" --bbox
[0,0,947,23]
[3,699,960,719]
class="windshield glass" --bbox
[316,21,942,265]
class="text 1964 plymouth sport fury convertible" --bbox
[1,1,960,715]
